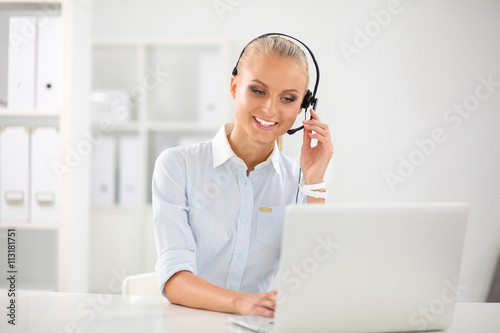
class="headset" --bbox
[232,33,320,135]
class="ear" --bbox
[230,75,238,99]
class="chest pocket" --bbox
[256,205,286,248]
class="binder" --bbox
[91,135,117,207]
[118,135,140,207]
[30,127,60,223]
[7,17,37,109]
[0,127,30,221]
[36,16,62,110]
[198,54,221,123]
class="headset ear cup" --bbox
[301,90,312,109]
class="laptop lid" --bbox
[270,202,468,333]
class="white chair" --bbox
[121,272,162,297]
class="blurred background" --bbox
[0,0,498,303]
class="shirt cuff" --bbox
[155,250,198,298]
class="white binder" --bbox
[198,54,221,123]
[7,17,37,109]
[36,16,62,110]
[0,127,30,221]
[91,135,117,207]
[30,127,60,223]
[118,135,140,207]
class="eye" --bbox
[251,88,265,96]
[281,97,295,103]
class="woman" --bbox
[152,34,333,318]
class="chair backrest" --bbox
[122,272,161,297]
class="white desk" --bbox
[1,290,499,332]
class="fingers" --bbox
[256,291,276,317]
[237,290,277,318]
[302,118,312,148]
[303,110,332,147]
[303,109,329,134]
[256,306,275,318]
[260,299,275,309]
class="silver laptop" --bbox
[229,203,468,333]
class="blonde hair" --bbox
[236,36,309,151]
[236,35,309,88]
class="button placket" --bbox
[225,165,254,290]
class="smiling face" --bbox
[230,53,308,147]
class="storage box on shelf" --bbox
[0,0,92,293]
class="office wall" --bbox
[91,0,500,301]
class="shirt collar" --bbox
[212,123,281,175]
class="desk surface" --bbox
[1,290,499,333]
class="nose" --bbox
[262,97,277,117]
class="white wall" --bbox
[91,0,500,301]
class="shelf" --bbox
[0,1,61,10]
[0,109,60,126]
[92,121,220,134]
[0,221,58,230]
[91,205,152,214]
[93,36,229,47]
[0,1,61,3]
[145,121,219,133]
[0,0,92,293]
[0,109,60,117]
[92,120,140,132]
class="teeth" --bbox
[255,117,277,127]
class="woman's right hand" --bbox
[234,290,277,318]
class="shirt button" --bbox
[241,218,247,224]
[236,253,243,260]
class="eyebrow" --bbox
[250,79,300,94]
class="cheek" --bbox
[284,112,299,125]
[277,110,298,130]
[235,92,258,114]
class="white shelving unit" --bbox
[91,36,231,206]
[87,36,231,292]
[0,0,92,292]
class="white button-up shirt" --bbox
[152,123,306,296]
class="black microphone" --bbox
[287,98,318,135]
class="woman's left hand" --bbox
[300,109,333,184]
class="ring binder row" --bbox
[0,126,59,223]
[90,133,212,207]
[91,135,140,207]
[7,16,61,110]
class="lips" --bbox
[253,116,278,130]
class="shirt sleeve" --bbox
[152,148,198,298]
